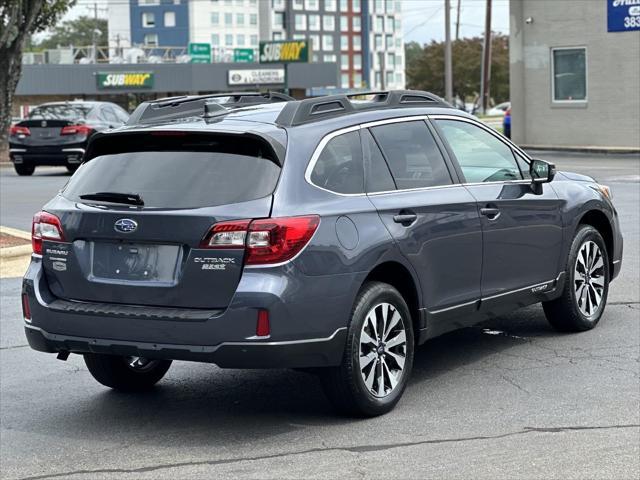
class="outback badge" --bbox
[114,218,138,233]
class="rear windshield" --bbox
[63,151,281,209]
[29,105,91,120]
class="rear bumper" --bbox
[22,256,360,368]
[25,324,346,368]
[9,145,85,166]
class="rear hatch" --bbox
[40,131,283,309]
[12,104,93,147]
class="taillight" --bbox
[32,211,65,255]
[10,125,30,136]
[60,124,93,136]
[22,293,31,321]
[200,215,320,265]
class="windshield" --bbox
[29,105,92,120]
[63,151,281,209]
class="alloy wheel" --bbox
[574,241,606,317]
[359,302,407,398]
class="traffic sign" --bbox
[188,43,211,63]
[234,48,255,63]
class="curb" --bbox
[0,226,32,259]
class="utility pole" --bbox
[480,0,492,114]
[455,0,461,41]
[444,0,453,103]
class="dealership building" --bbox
[509,0,640,149]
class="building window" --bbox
[322,34,334,51]
[235,0,244,5]
[225,34,233,46]
[310,34,320,50]
[237,34,245,46]
[273,0,284,8]
[375,16,384,31]
[211,33,220,46]
[323,15,335,31]
[142,12,155,28]
[273,12,284,28]
[164,11,176,27]
[340,35,349,50]
[273,31,283,40]
[352,16,361,31]
[374,34,382,49]
[295,14,307,30]
[211,12,219,25]
[324,54,337,62]
[341,54,349,69]
[236,13,244,25]
[386,71,393,86]
[375,0,383,12]
[140,0,159,5]
[386,34,393,49]
[293,0,304,10]
[353,35,361,50]
[144,33,158,45]
[341,73,350,88]
[325,0,337,11]
[250,34,258,46]
[353,0,361,12]
[354,53,362,69]
[340,0,348,12]
[224,13,232,25]
[309,14,320,30]
[395,18,401,31]
[386,16,394,32]
[340,16,348,32]
[354,72,362,87]
[306,0,319,10]
[250,14,257,25]
[552,47,587,102]
[293,33,306,40]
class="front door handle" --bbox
[480,207,500,220]
[393,213,418,225]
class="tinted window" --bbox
[113,106,129,123]
[515,152,531,179]
[310,131,364,194]
[28,105,91,120]
[63,151,280,209]
[102,107,118,124]
[435,120,522,183]
[362,129,395,193]
[370,121,452,189]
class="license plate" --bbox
[92,242,180,282]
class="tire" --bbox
[543,225,610,332]
[320,281,415,417]
[14,164,35,176]
[83,354,172,391]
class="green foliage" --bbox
[31,15,107,50]
[405,35,510,104]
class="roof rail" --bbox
[275,90,451,127]
[127,92,294,125]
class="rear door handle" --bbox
[393,213,418,225]
[480,207,500,220]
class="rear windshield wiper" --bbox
[79,192,144,206]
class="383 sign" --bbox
[607,0,640,32]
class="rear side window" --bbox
[370,121,452,190]
[63,151,281,209]
[362,129,395,193]
[310,130,364,194]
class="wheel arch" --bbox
[577,209,614,278]
[362,261,422,344]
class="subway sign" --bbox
[97,72,154,89]
[259,40,310,63]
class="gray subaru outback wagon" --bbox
[22,91,623,416]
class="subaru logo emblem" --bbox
[114,218,137,233]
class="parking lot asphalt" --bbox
[0,153,638,479]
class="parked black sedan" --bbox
[8,101,129,176]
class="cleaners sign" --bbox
[259,40,310,63]
[607,0,640,32]
[97,72,154,89]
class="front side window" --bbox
[552,47,587,102]
[310,131,364,194]
[370,121,452,190]
[435,119,522,183]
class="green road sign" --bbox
[234,48,255,63]
[259,40,310,63]
[189,42,211,63]
[96,72,154,89]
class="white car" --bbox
[487,101,511,116]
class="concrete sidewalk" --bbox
[0,226,31,278]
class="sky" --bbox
[44,0,510,44]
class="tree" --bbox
[0,0,76,154]
[32,15,106,50]
[405,34,510,106]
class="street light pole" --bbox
[444,0,453,104]
[480,0,492,114]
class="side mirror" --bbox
[530,159,556,184]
